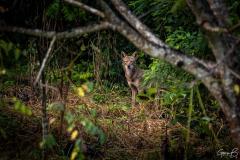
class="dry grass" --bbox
[0,84,232,159]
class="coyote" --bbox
[121,51,144,107]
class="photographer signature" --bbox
[217,148,239,159]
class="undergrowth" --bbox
[0,81,234,160]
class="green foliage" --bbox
[171,0,186,13]
[0,127,7,139]
[13,98,32,116]
[108,103,130,113]
[47,102,65,111]
[46,0,60,16]
[92,93,107,104]
[161,81,188,106]
[185,87,193,153]
[70,139,84,160]
[65,111,75,125]
[40,134,56,149]
[46,0,86,22]
[136,87,158,102]
[73,82,94,97]
[129,0,195,34]
[228,0,240,24]
[65,110,106,144]
[72,63,94,84]
[143,59,191,102]
[0,40,21,69]
[170,84,220,149]
[80,117,105,144]
[0,40,20,60]
[0,80,14,91]
[0,40,30,93]
[64,110,105,159]
[166,28,208,56]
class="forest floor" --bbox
[0,84,234,160]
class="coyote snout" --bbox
[122,51,143,107]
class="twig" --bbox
[229,69,240,80]
[34,36,56,85]
[229,22,240,32]
[38,82,59,92]
[226,39,240,58]
[137,6,158,19]
[64,0,105,18]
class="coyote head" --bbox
[121,51,138,76]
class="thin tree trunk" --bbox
[59,71,70,138]
[41,70,48,160]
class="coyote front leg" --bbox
[131,87,137,107]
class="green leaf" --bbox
[40,134,56,149]
[90,108,97,117]
[170,119,177,125]
[0,128,7,139]
[202,116,212,122]
[47,102,65,111]
[234,84,240,95]
[65,112,75,124]
[146,87,157,95]
[13,98,32,116]
[80,118,105,144]
[14,48,21,60]
[80,44,86,51]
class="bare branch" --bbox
[229,68,240,80]
[0,26,55,38]
[187,0,217,27]
[202,22,227,32]
[110,0,164,46]
[64,0,105,18]
[34,36,56,86]
[207,0,229,26]
[0,22,111,39]
[187,0,227,33]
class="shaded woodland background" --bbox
[0,0,240,159]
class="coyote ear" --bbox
[132,51,138,59]
[121,51,127,57]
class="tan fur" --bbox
[122,51,144,107]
